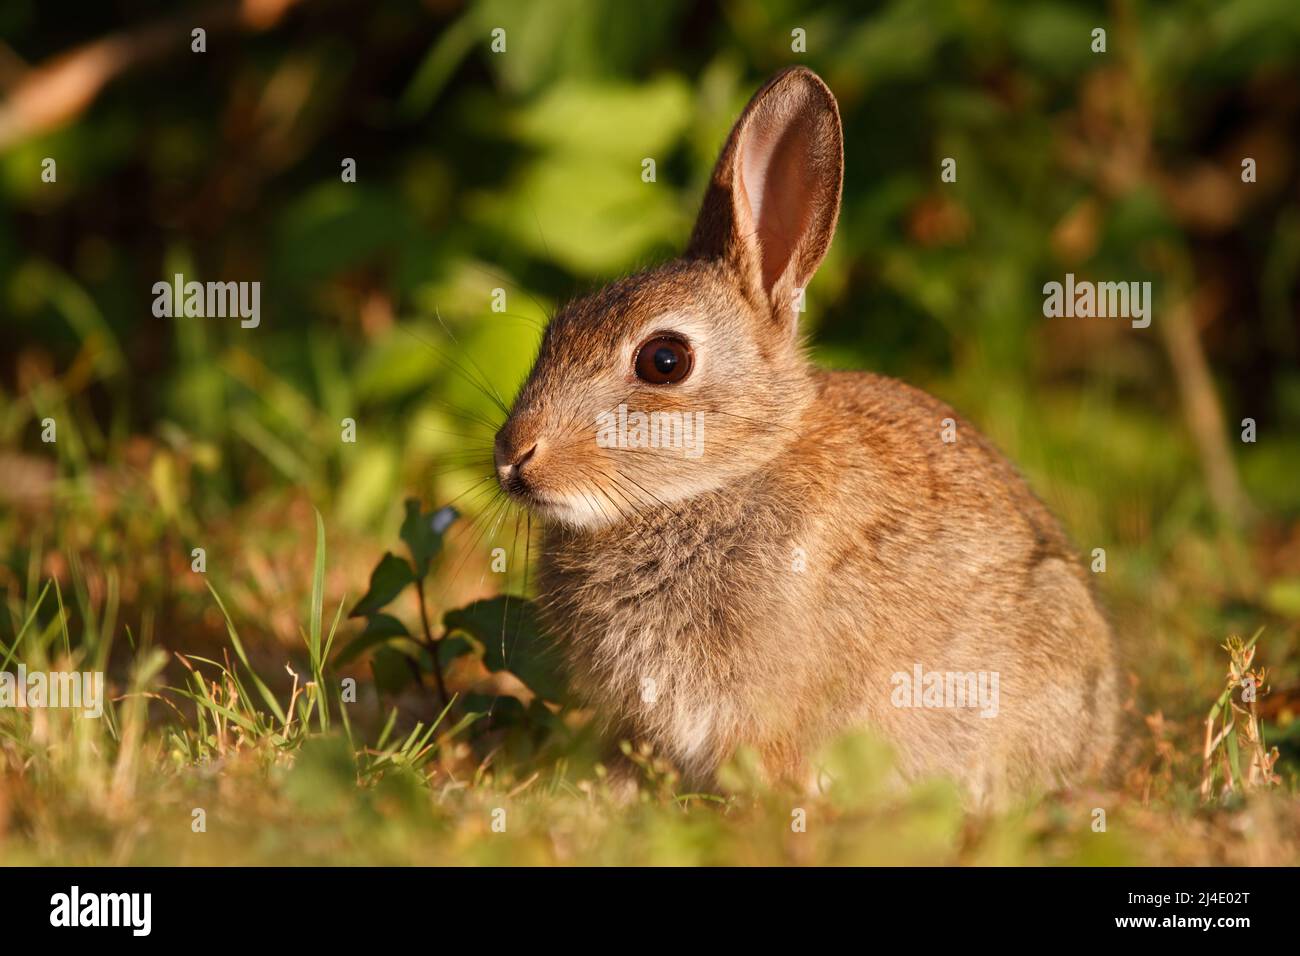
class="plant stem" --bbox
[415,578,449,709]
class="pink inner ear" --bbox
[740,111,816,294]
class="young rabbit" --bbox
[494,66,1117,806]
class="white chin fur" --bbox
[535,491,624,531]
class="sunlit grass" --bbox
[0,480,1296,865]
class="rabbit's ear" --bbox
[687,67,843,322]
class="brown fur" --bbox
[494,68,1117,805]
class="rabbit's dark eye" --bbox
[634,336,693,385]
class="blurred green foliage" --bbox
[3,0,1298,539]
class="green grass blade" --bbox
[0,580,51,671]
[205,581,287,725]
[309,507,325,670]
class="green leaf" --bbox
[335,613,412,667]
[510,76,692,160]
[1264,579,1300,619]
[471,153,686,274]
[271,183,415,287]
[475,0,684,96]
[400,499,458,579]
[437,634,475,670]
[336,444,400,532]
[349,553,416,618]
[355,329,446,403]
[463,693,527,723]
[371,646,417,696]
[444,596,567,702]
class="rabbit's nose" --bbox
[494,436,540,485]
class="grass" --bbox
[0,444,1297,866]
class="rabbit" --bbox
[493,66,1118,807]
